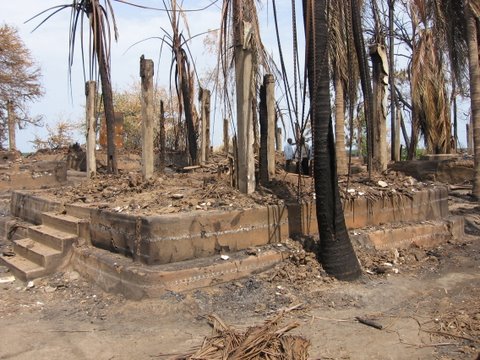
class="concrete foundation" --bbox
[0,161,67,191]
[4,185,463,298]
[351,216,464,250]
[289,187,449,236]
[389,159,474,184]
[10,186,451,265]
[71,245,288,300]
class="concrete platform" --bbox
[71,244,288,300]
[9,187,451,265]
[351,216,465,250]
[2,186,464,298]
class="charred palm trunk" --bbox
[466,6,480,199]
[350,0,374,177]
[334,76,348,176]
[180,64,197,165]
[303,0,361,281]
[90,3,117,173]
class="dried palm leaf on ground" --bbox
[174,309,310,359]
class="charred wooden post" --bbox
[7,100,15,151]
[85,81,97,178]
[223,118,230,154]
[200,88,211,164]
[140,55,154,180]
[159,100,166,174]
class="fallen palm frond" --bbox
[172,310,310,360]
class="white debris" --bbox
[220,255,230,260]
[171,193,184,199]
[378,180,388,188]
[26,281,35,288]
[0,275,15,284]
[347,188,356,194]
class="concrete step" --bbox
[41,212,85,236]
[0,253,46,281]
[65,204,91,220]
[14,238,63,269]
[28,225,77,252]
[71,244,289,300]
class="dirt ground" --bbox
[0,151,479,359]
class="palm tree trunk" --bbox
[98,57,117,173]
[90,4,117,174]
[350,0,374,176]
[466,6,480,199]
[334,76,348,175]
[303,0,361,281]
[389,0,399,161]
[180,66,198,165]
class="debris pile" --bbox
[174,311,310,360]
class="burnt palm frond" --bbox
[411,28,450,153]
[28,0,118,85]
[432,0,469,91]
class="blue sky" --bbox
[1,0,301,152]
[1,1,471,153]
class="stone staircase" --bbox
[0,212,86,281]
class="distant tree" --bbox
[0,24,43,150]
[31,119,79,150]
[112,82,179,151]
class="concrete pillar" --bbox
[259,84,268,183]
[200,88,211,164]
[276,127,283,152]
[85,81,97,178]
[265,74,276,178]
[140,56,154,180]
[158,100,166,174]
[223,118,229,154]
[235,45,255,194]
[370,44,388,172]
[7,100,15,151]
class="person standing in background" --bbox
[283,138,295,172]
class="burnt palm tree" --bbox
[465,2,480,199]
[330,1,358,176]
[30,0,118,173]
[408,1,451,155]
[303,0,362,280]
[413,0,480,197]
